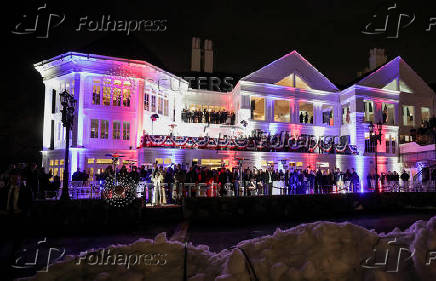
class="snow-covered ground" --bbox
[22,216,436,281]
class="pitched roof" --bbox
[241,51,338,92]
[357,56,435,95]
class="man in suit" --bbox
[264,167,273,196]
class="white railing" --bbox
[43,179,435,201]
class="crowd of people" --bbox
[299,112,314,124]
[0,161,432,211]
[181,108,236,124]
[143,165,365,205]
[116,164,429,206]
[0,163,59,214]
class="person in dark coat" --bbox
[400,170,410,190]
[351,168,360,192]
[284,170,290,195]
[232,168,240,197]
[38,168,50,199]
[175,164,186,202]
[315,169,323,194]
[24,163,39,200]
[71,168,82,181]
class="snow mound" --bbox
[21,217,436,281]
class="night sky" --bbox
[2,0,435,168]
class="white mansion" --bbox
[34,49,435,189]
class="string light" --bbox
[102,173,137,207]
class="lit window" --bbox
[87,158,95,164]
[54,160,59,166]
[50,160,54,166]
[158,97,163,114]
[113,121,121,140]
[421,107,430,123]
[100,120,109,139]
[151,95,156,112]
[382,103,395,125]
[402,105,415,126]
[274,100,290,122]
[363,100,374,123]
[399,80,413,93]
[164,99,169,116]
[90,119,99,138]
[123,88,131,107]
[96,159,113,164]
[299,101,313,124]
[275,73,312,90]
[250,97,265,121]
[112,88,121,106]
[92,80,100,105]
[322,105,334,126]
[60,159,64,165]
[342,105,351,124]
[102,79,111,106]
[365,138,375,153]
[123,121,130,140]
[382,79,398,91]
[144,92,150,111]
[295,75,311,90]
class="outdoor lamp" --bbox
[59,89,76,200]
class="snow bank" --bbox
[22,216,436,281]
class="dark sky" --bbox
[2,0,436,167]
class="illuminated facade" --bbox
[35,51,435,189]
